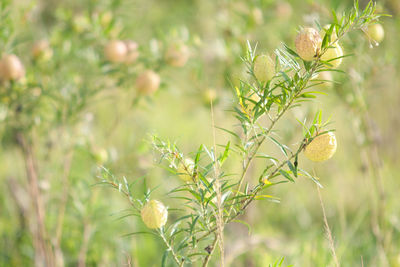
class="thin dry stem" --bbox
[316,185,340,267]
[17,132,54,267]
[210,100,225,267]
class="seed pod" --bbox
[295,27,322,61]
[202,88,218,105]
[319,24,338,42]
[321,42,343,68]
[0,54,25,81]
[253,54,275,83]
[367,24,384,43]
[176,158,195,182]
[124,40,139,64]
[250,7,263,25]
[276,1,292,20]
[313,71,333,89]
[141,200,168,229]
[135,70,160,95]
[93,148,108,164]
[100,11,113,27]
[104,40,128,63]
[32,40,53,61]
[304,132,337,162]
[165,42,190,67]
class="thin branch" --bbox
[316,185,340,267]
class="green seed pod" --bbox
[141,200,168,229]
[135,70,161,95]
[295,27,322,61]
[176,158,195,182]
[319,24,338,42]
[93,148,108,164]
[321,42,343,68]
[304,132,337,162]
[367,24,384,43]
[253,55,275,83]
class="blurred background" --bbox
[0,0,399,266]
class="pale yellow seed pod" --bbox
[165,42,190,67]
[0,54,25,81]
[176,158,195,182]
[135,70,161,95]
[250,7,263,25]
[32,40,53,61]
[202,88,218,105]
[141,200,168,229]
[93,148,108,164]
[313,71,333,89]
[100,11,113,27]
[246,92,262,112]
[295,28,322,61]
[104,40,128,63]
[367,24,384,43]
[319,24,338,42]
[253,54,275,83]
[124,40,139,64]
[304,132,337,162]
[321,42,343,68]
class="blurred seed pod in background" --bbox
[32,40,53,61]
[104,40,128,63]
[135,70,160,95]
[165,42,190,67]
[124,40,140,64]
[202,88,218,106]
[0,54,25,81]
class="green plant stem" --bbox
[160,231,183,266]
[202,235,218,267]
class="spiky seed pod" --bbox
[0,54,25,81]
[177,158,195,182]
[321,42,343,68]
[165,42,190,67]
[135,70,160,95]
[141,200,168,229]
[124,40,139,63]
[104,40,128,63]
[367,24,384,43]
[304,132,337,162]
[32,40,53,61]
[295,27,322,61]
[253,54,275,83]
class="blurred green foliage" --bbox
[0,0,399,266]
